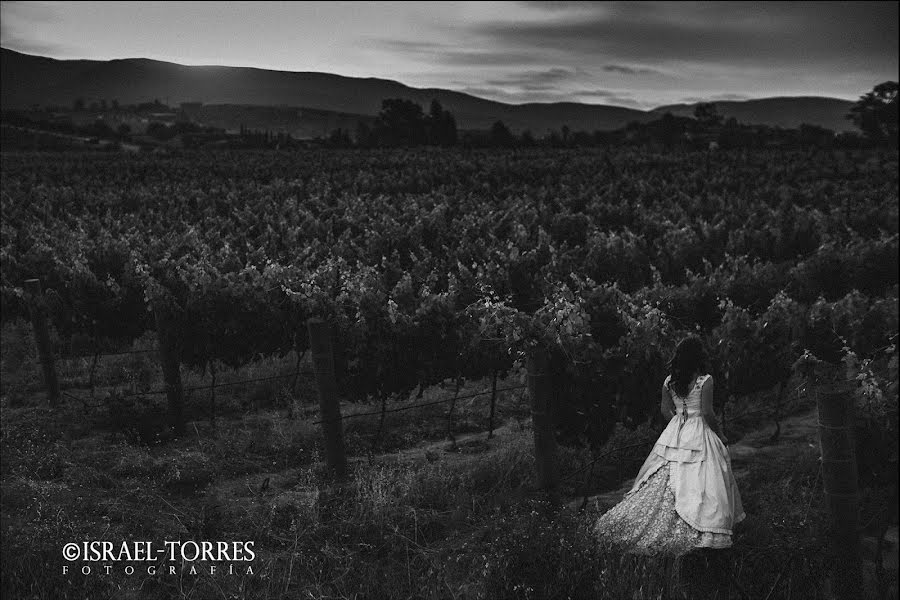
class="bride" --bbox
[593,335,745,554]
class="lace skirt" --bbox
[593,461,732,555]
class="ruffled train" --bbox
[593,461,733,555]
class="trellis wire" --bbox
[55,348,156,360]
[312,383,529,425]
[59,370,318,404]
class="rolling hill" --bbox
[2,48,857,133]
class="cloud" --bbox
[483,67,584,87]
[372,38,538,66]
[478,1,898,71]
[369,3,896,105]
[376,2,896,105]
[518,1,602,11]
[603,64,661,76]
[679,93,752,103]
[454,83,640,107]
[567,89,616,98]
[572,89,642,107]
[450,66,650,106]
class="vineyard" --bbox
[1,145,898,598]
[2,147,898,432]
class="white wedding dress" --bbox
[593,374,745,554]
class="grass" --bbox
[1,319,896,599]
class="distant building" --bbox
[105,113,149,133]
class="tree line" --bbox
[9,81,895,151]
[326,99,458,148]
[326,82,896,150]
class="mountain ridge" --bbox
[1,48,857,132]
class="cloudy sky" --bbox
[1,1,897,108]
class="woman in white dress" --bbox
[593,335,745,555]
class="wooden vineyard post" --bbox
[527,347,559,504]
[487,370,498,439]
[152,298,185,436]
[24,279,59,406]
[307,318,347,480]
[815,380,862,599]
[208,360,217,437]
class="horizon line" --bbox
[1,45,866,111]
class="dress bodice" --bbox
[664,373,709,419]
[653,374,712,462]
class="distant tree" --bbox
[117,123,131,137]
[425,99,458,146]
[655,112,684,148]
[547,129,563,147]
[427,99,445,144]
[442,111,458,146]
[327,127,352,148]
[716,117,758,149]
[572,130,593,147]
[847,81,898,145]
[835,130,867,149]
[459,130,487,148]
[355,121,372,147]
[694,102,722,126]
[592,130,613,146]
[798,123,835,148]
[100,99,108,111]
[112,99,120,110]
[374,98,426,146]
[73,97,85,111]
[520,129,536,147]
[561,125,571,144]
[489,120,515,147]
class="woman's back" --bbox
[665,373,710,419]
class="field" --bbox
[1,146,898,599]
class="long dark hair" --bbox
[667,335,707,397]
